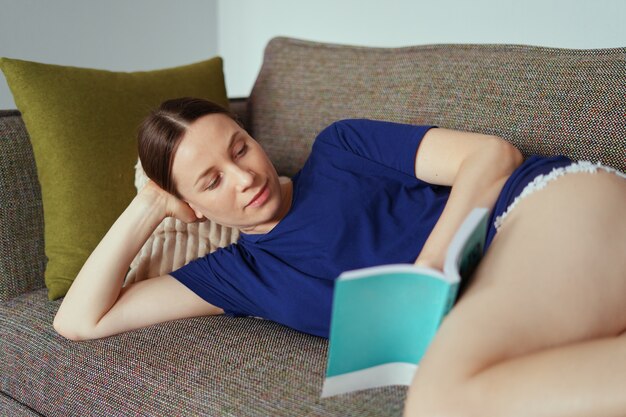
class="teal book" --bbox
[322,207,490,397]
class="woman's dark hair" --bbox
[137,97,239,198]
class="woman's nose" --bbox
[231,165,255,190]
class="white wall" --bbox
[2,0,624,108]
[218,0,626,98]
[0,0,218,109]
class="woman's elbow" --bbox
[507,141,524,168]
[491,136,523,173]
[53,314,94,342]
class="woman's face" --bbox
[170,113,290,234]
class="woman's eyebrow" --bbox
[193,131,239,188]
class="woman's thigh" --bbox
[409,170,626,393]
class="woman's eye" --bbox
[236,144,248,157]
[206,175,221,190]
[203,144,247,191]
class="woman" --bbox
[54,97,626,416]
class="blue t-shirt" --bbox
[169,119,572,338]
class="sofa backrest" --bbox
[249,37,626,177]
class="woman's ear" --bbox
[187,202,206,220]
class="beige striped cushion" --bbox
[124,159,240,285]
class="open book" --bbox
[321,207,490,398]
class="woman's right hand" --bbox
[55,179,207,341]
[138,180,205,224]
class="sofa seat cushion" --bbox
[0,391,38,416]
[0,289,406,416]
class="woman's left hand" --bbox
[414,256,443,271]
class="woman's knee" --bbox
[402,301,510,417]
[404,366,485,417]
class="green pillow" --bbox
[0,56,229,300]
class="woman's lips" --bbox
[246,182,270,208]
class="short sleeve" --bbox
[169,244,259,318]
[314,119,437,177]
[169,242,337,337]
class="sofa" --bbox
[1,36,625,416]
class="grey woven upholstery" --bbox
[228,96,250,131]
[0,391,39,416]
[0,289,405,416]
[250,37,626,177]
[0,110,46,301]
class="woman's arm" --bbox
[414,128,523,270]
[53,182,222,341]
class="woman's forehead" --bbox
[171,114,239,183]
[185,113,236,145]
[177,115,235,155]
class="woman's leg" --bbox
[403,170,626,417]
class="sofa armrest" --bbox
[0,110,47,301]
[228,97,250,133]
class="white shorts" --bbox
[494,160,626,231]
